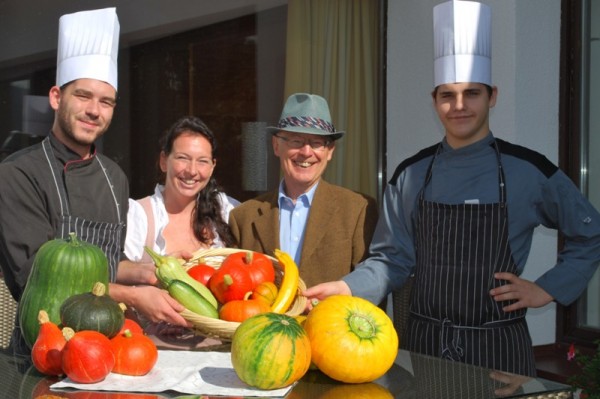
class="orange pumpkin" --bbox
[61,328,115,384]
[219,292,271,322]
[303,295,398,383]
[250,281,278,305]
[31,310,66,376]
[110,329,158,376]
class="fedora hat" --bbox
[266,93,345,140]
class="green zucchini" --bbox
[167,279,218,319]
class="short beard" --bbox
[56,106,107,147]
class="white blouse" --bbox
[124,184,239,261]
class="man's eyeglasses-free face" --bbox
[274,134,332,150]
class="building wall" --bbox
[0,0,563,345]
[387,0,561,345]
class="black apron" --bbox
[9,138,124,356]
[402,140,536,377]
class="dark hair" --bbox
[159,115,236,247]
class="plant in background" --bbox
[568,340,600,398]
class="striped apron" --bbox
[42,137,125,282]
[403,140,536,376]
[42,137,124,280]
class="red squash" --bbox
[31,310,66,376]
[110,329,158,376]
[221,251,275,287]
[61,327,115,384]
[118,318,144,335]
[208,259,254,304]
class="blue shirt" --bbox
[344,133,600,306]
[278,180,318,265]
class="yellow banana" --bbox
[271,249,300,313]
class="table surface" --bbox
[1,346,573,399]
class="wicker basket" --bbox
[180,248,307,341]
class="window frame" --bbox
[557,0,600,348]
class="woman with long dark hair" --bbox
[126,115,237,262]
[123,115,238,347]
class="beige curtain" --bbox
[284,0,379,199]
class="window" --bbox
[0,4,288,203]
[558,0,600,347]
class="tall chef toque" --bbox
[433,0,491,87]
[56,7,120,91]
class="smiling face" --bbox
[273,131,335,200]
[433,82,497,148]
[49,78,117,158]
[160,132,216,202]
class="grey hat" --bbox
[266,93,345,140]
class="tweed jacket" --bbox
[229,180,379,287]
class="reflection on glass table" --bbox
[1,347,572,399]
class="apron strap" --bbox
[42,137,70,216]
[137,196,155,263]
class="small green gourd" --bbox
[60,282,125,338]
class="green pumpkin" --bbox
[18,233,109,348]
[231,312,312,390]
[60,282,124,338]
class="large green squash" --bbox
[231,312,311,390]
[18,233,109,348]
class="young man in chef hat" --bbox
[0,8,189,356]
[304,0,600,376]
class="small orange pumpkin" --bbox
[219,292,271,322]
[61,327,115,384]
[110,329,158,376]
[31,310,66,376]
[250,281,278,305]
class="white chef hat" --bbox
[56,7,120,90]
[433,0,491,87]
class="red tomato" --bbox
[187,264,216,285]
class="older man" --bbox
[229,93,378,287]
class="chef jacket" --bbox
[345,132,600,306]
[0,133,129,301]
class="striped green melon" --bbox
[231,312,311,389]
[18,233,109,348]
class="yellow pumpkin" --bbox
[303,295,398,383]
[319,382,394,399]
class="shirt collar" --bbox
[278,179,319,208]
[49,132,97,168]
[441,131,495,154]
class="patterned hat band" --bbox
[277,116,335,134]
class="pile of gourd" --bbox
[145,247,299,322]
[18,234,400,392]
[18,234,158,383]
[230,294,399,390]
